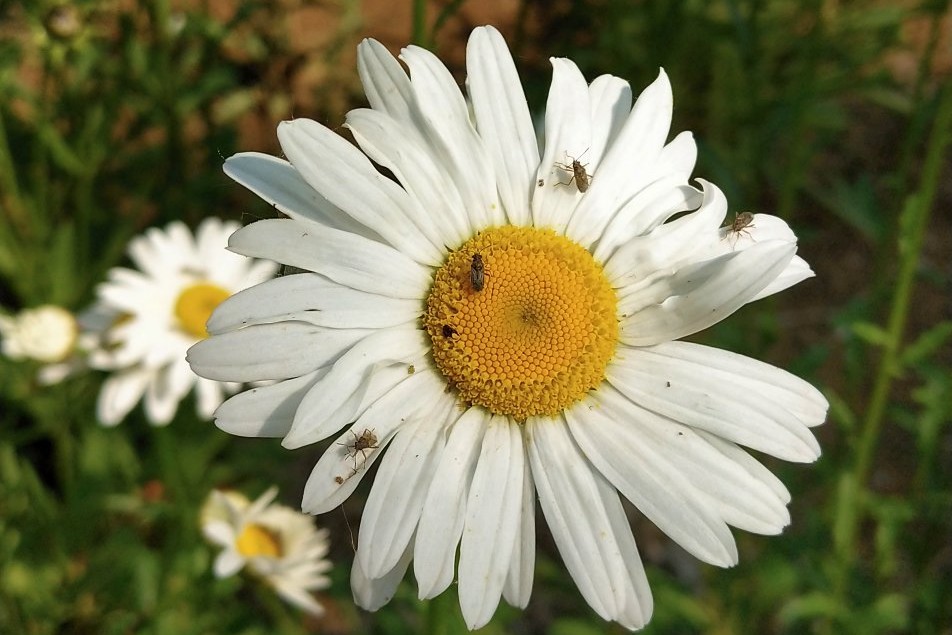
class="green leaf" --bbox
[851,321,890,348]
[900,321,952,367]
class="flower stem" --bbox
[828,81,952,624]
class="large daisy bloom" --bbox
[188,26,827,630]
[201,487,332,615]
[93,218,278,426]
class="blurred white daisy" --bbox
[188,26,827,630]
[201,486,332,615]
[0,304,78,364]
[93,218,278,425]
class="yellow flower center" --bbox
[174,282,231,339]
[425,226,618,421]
[236,523,282,559]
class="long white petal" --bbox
[502,447,535,609]
[351,539,413,611]
[467,25,539,226]
[300,371,446,514]
[527,417,653,624]
[401,45,503,229]
[458,416,525,629]
[277,119,444,264]
[608,341,826,459]
[283,327,429,449]
[415,407,488,599]
[357,390,455,578]
[345,108,471,248]
[533,57,591,233]
[207,272,421,334]
[214,369,326,438]
[227,219,432,299]
[187,322,369,382]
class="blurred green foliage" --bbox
[1,0,950,633]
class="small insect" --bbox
[724,212,755,247]
[537,178,545,187]
[470,253,485,292]
[338,428,379,471]
[442,324,458,338]
[555,150,592,193]
[407,364,415,375]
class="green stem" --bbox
[828,81,952,625]
[411,0,428,47]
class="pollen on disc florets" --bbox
[175,282,231,339]
[425,226,618,421]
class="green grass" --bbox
[2,0,950,633]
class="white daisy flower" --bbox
[187,26,827,630]
[201,486,333,616]
[0,304,78,364]
[93,218,278,426]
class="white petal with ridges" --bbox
[533,58,591,233]
[357,389,455,578]
[566,394,739,567]
[458,416,525,629]
[345,108,471,248]
[227,219,431,299]
[214,369,326,438]
[415,407,488,599]
[527,417,654,625]
[568,70,673,248]
[608,341,824,461]
[352,540,414,611]
[357,38,414,126]
[283,327,429,449]
[502,449,535,609]
[277,119,444,264]
[467,26,539,226]
[619,240,797,345]
[301,371,445,514]
[224,153,371,236]
[401,45,504,229]
[187,323,369,382]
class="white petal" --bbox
[345,108,471,248]
[144,362,191,425]
[214,369,326,437]
[214,551,245,578]
[277,119,444,264]
[566,394,738,567]
[356,391,455,578]
[751,254,814,301]
[527,417,653,626]
[224,153,373,236]
[97,368,152,426]
[467,25,539,226]
[283,327,429,449]
[607,341,824,461]
[187,322,370,382]
[351,539,413,612]
[458,416,525,629]
[533,58,591,233]
[502,451,535,609]
[568,69,673,248]
[357,38,414,125]
[207,272,422,334]
[227,218,432,299]
[588,74,632,162]
[400,45,504,228]
[415,407,488,599]
[300,371,446,515]
[619,240,797,345]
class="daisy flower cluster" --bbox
[201,486,333,615]
[188,25,827,630]
[89,218,278,426]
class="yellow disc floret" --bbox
[425,226,618,420]
[236,523,283,558]
[174,282,231,339]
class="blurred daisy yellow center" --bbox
[236,523,282,558]
[174,283,230,339]
[425,226,618,420]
